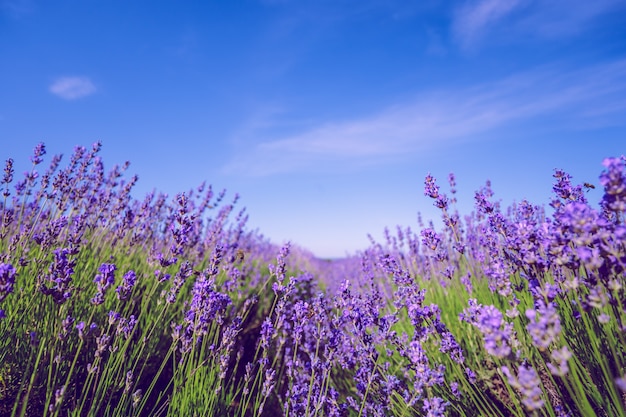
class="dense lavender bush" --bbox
[0,143,625,417]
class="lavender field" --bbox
[0,142,625,417]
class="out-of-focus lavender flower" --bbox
[132,389,142,409]
[95,334,111,358]
[171,323,182,343]
[108,310,121,326]
[180,271,231,351]
[124,371,134,395]
[465,367,477,384]
[599,156,626,214]
[616,375,626,392]
[575,246,603,269]
[2,158,13,198]
[597,313,611,323]
[48,385,66,413]
[169,193,197,256]
[30,330,39,346]
[155,269,171,283]
[58,315,74,340]
[547,346,572,376]
[155,252,178,267]
[115,270,136,301]
[439,331,465,364]
[474,191,495,214]
[526,300,561,350]
[91,263,117,305]
[261,368,276,399]
[551,169,586,207]
[485,259,512,297]
[116,315,137,339]
[423,396,449,417]
[421,228,441,251]
[587,285,608,309]
[460,272,473,294]
[448,172,457,195]
[461,301,514,358]
[39,248,75,304]
[501,365,544,411]
[260,317,274,350]
[166,261,193,304]
[425,174,449,210]
[425,174,440,199]
[0,262,16,302]
[76,321,86,339]
[30,142,46,166]
[275,242,290,282]
[33,216,68,251]
[218,317,241,379]
[450,381,461,398]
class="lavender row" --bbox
[1,143,625,417]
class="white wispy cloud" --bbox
[49,76,97,100]
[224,59,626,176]
[452,0,626,49]
[453,0,527,47]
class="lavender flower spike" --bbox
[0,262,16,303]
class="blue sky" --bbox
[1,0,625,258]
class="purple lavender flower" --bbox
[132,389,142,409]
[439,331,465,364]
[547,346,572,376]
[91,263,117,305]
[48,385,66,413]
[95,334,111,358]
[30,330,39,346]
[474,191,495,214]
[2,158,13,198]
[116,315,137,339]
[30,142,46,166]
[39,248,75,304]
[599,156,626,214]
[0,262,16,302]
[421,228,441,251]
[58,315,74,340]
[465,367,477,384]
[76,321,86,339]
[180,273,231,351]
[166,261,193,304]
[423,396,449,417]
[551,169,586,207]
[501,365,544,411]
[450,381,461,398]
[485,259,512,297]
[115,270,136,301]
[260,317,274,350]
[425,174,440,199]
[108,310,121,325]
[425,174,449,210]
[462,302,514,358]
[155,252,178,267]
[124,371,134,395]
[526,300,561,350]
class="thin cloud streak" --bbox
[453,0,526,48]
[225,60,626,176]
[452,0,626,49]
[49,77,97,100]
